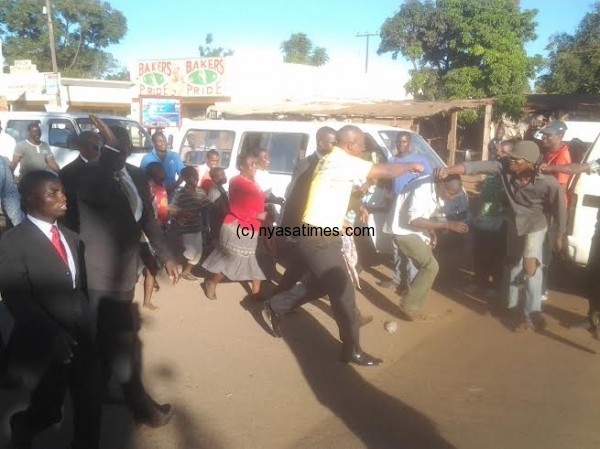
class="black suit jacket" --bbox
[280,152,321,229]
[59,156,87,233]
[77,152,172,292]
[0,219,94,361]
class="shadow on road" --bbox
[0,303,223,449]
[282,309,457,449]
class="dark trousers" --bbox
[88,289,157,420]
[588,235,600,316]
[296,235,359,350]
[12,339,101,449]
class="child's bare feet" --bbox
[143,303,159,311]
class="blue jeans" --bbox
[507,227,546,321]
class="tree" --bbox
[378,0,539,119]
[536,2,600,94]
[280,33,329,67]
[0,0,127,79]
[198,33,234,57]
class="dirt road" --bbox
[1,259,599,449]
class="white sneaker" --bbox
[541,292,548,301]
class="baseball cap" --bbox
[539,120,567,135]
[509,141,540,164]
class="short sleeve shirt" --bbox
[303,147,373,229]
[14,140,54,176]
[140,149,185,188]
[542,144,572,186]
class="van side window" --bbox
[48,119,77,149]
[179,129,234,169]
[240,132,308,175]
[5,120,38,142]
[363,133,387,164]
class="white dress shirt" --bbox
[27,215,77,287]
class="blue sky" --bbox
[107,0,596,75]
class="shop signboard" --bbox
[136,58,226,97]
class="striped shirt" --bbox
[170,186,210,234]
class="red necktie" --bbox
[50,225,68,266]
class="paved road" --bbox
[1,257,599,449]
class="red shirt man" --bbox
[540,120,570,203]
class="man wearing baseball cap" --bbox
[436,141,566,332]
[539,120,571,192]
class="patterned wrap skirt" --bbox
[201,221,266,281]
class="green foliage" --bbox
[280,33,329,67]
[198,33,234,58]
[378,0,539,120]
[0,0,127,79]
[536,2,600,94]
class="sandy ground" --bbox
[1,254,600,449]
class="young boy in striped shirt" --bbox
[170,166,210,280]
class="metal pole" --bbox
[44,0,58,73]
[356,33,378,74]
[44,0,62,108]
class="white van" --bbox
[566,122,600,265]
[173,119,469,254]
[174,119,450,195]
[1,112,153,169]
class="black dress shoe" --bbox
[341,349,383,367]
[262,301,281,337]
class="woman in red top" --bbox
[201,152,267,300]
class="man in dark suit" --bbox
[75,115,180,427]
[0,170,100,449]
[277,126,336,289]
[59,130,101,232]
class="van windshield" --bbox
[378,130,444,169]
[179,129,235,169]
[76,118,153,154]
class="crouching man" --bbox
[0,171,100,449]
[383,174,468,321]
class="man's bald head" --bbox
[316,126,336,156]
[336,125,365,156]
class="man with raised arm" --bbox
[263,125,423,366]
[436,141,566,332]
[77,114,180,427]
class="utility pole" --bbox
[44,0,58,73]
[44,0,61,108]
[356,32,378,74]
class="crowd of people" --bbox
[0,113,597,447]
